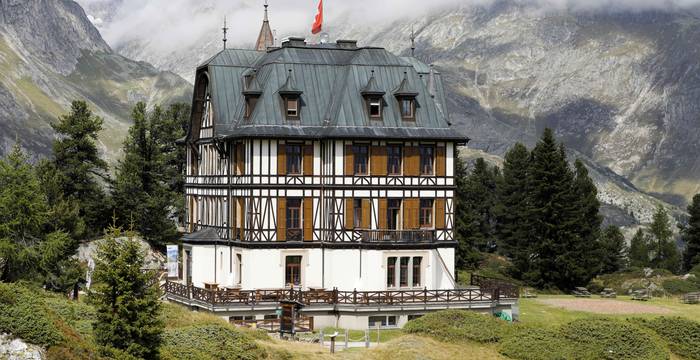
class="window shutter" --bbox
[230,197,236,239]
[371,146,387,176]
[277,198,286,241]
[405,146,419,176]
[303,144,314,175]
[361,199,371,229]
[344,145,353,175]
[278,143,286,175]
[436,146,446,176]
[304,198,313,241]
[236,143,245,175]
[378,199,387,230]
[345,198,354,229]
[435,199,446,229]
[403,198,418,229]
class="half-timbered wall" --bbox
[185,138,457,242]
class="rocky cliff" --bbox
[0,0,191,160]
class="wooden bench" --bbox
[682,292,700,304]
[631,289,651,301]
[573,287,592,297]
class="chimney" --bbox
[281,37,307,47]
[336,40,358,49]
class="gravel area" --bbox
[536,298,673,315]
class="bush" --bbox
[662,278,699,294]
[560,318,668,360]
[500,319,668,360]
[160,324,267,360]
[635,317,700,360]
[0,283,63,346]
[403,310,508,343]
[499,327,573,360]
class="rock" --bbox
[0,333,43,360]
[77,236,165,271]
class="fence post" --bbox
[424,287,428,303]
[365,329,370,348]
[353,288,357,304]
[333,287,338,304]
[319,329,324,346]
[345,328,349,349]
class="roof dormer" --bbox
[279,69,302,120]
[361,70,385,120]
[393,72,418,121]
[243,70,263,119]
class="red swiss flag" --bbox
[312,0,323,34]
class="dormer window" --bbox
[368,98,382,119]
[286,98,299,118]
[394,71,419,121]
[242,71,262,120]
[278,69,303,121]
[400,98,415,119]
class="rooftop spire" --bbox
[255,0,274,51]
[222,16,229,50]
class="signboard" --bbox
[279,301,296,334]
[166,245,179,278]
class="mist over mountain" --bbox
[0,0,191,161]
[75,0,700,226]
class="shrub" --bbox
[499,327,572,360]
[403,310,508,343]
[635,317,700,360]
[160,324,267,360]
[662,278,699,294]
[0,283,63,346]
[559,318,668,360]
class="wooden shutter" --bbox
[278,143,286,175]
[370,146,387,176]
[303,144,314,175]
[230,197,236,239]
[361,199,371,229]
[345,198,354,229]
[403,198,419,229]
[236,144,245,175]
[238,198,246,240]
[344,145,354,175]
[378,199,387,229]
[277,198,286,241]
[436,146,446,176]
[435,199,446,229]
[405,146,419,176]
[304,197,313,241]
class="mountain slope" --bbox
[0,0,191,160]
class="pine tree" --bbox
[454,152,483,268]
[0,145,49,281]
[495,143,531,278]
[463,158,500,252]
[91,223,163,359]
[599,225,628,274]
[569,159,603,276]
[648,205,681,273]
[682,193,700,271]
[51,100,110,235]
[112,103,179,246]
[629,229,650,268]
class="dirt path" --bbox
[536,298,673,314]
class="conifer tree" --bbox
[495,143,531,277]
[454,152,483,268]
[648,205,681,273]
[599,225,627,274]
[682,194,700,271]
[629,229,650,268]
[51,100,110,235]
[463,158,500,252]
[91,223,163,359]
[112,103,179,246]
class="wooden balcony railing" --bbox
[360,229,436,243]
[470,274,520,299]
[164,280,517,308]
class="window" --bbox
[264,314,278,320]
[244,96,257,118]
[230,315,255,322]
[400,257,409,287]
[387,199,401,230]
[420,199,433,228]
[285,98,299,119]
[236,254,242,285]
[419,145,434,175]
[287,198,302,241]
[286,144,302,175]
[387,144,402,175]
[353,144,369,175]
[285,255,302,287]
[412,257,422,287]
[368,316,397,328]
[368,97,382,118]
[387,257,396,287]
[400,98,414,119]
[353,199,362,228]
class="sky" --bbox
[77,0,700,53]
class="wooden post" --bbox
[345,328,349,349]
[365,329,370,348]
[330,334,336,354]
[319,329,324,346]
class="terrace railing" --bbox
[359,229,436,243]
[469,274,520,299]
[164,281,511,308]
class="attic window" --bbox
[244,96,258,119]
[286,98,299,119]
[369,98,382,119]
[400,98,415,120]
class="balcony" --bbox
[359,229,436,243]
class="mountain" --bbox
[0,0,191,161]
[80,0,700,226]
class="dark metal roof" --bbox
[182,227,223,243]
[191,43,467,142]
